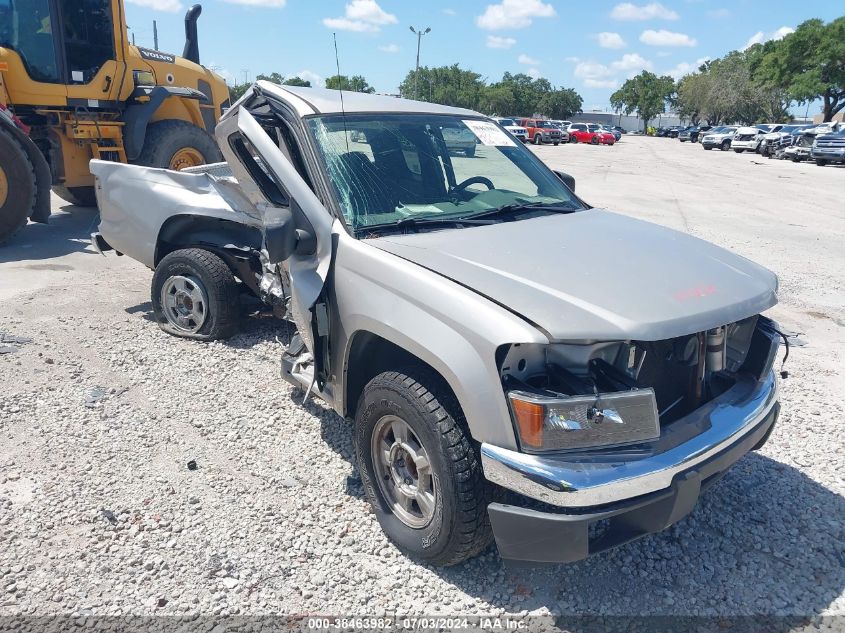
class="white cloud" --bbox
[296,70,324,87]
[611,2,679,21]
[442,8,456,15]
[575,61,613,80]
[378,43,400,53]
[743,26,794,49]
[323,0,397,33]
[575,53,653,87]
[664,56,709,79]
[476,0,556,30]
[595,32,626,49]
[564,56,580,63]
[527,68,542,79]
[612,52,653,72]
[707,8,730,18]
[640,29,697,46]
[222,0,286,6]
[585,78,619,88]
[486,35,517,49]
[518,53,540,65]
[126,0,182,11]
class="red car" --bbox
[566,123,597,144]
[589,124,617,145]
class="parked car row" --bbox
[692,121,844,166]
[492,117,624,147]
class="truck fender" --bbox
[123,85,209,161]
[0,114,51,223]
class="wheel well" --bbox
[156,215,261,265]
[344,332,457,419]
[156,215,263,294]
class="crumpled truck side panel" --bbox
[90,159,262,270]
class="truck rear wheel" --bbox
[355,367,495,566]
[52,185,97,207]
[151,248,239,340]
[135,120,222,171]
[0,129,36,245]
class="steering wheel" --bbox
[450,176,495,194]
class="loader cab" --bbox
[0,0,120,94]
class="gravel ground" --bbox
[0,136,843,625]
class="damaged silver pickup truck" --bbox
[91,82,782,566]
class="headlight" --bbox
[508,388,659,452]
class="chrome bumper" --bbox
[481,371,778,509]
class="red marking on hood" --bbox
[675,284,716,302]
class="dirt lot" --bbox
[1,136,843,623]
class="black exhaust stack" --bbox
[182,4,202,64]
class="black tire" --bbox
[704,146,713,150]
[734,149,744,153]
[355,368,495,566]
[135,120,222,170]
[591,136,599,145]
[791,156,800,163]
[52,185,97,207]
[0,128,36,245]
[815,159,828,167]
[533,134,542,145]
[151,248,239,340]
[720,140,731,151]
[553,141,560,146]
[464,145,476,158]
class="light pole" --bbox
[409,26,431,100]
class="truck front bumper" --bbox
[811,148,845,161]
[481,371,779,564]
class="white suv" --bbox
[492,117,528,143]
[731,126,768,153]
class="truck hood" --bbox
[369,210,778,342]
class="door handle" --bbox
[102,76,112,93]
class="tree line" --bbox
[227,66,583,120]
[611,16,845,128]
[399,65,583,119]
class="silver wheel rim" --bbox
[371,415,436,529]
[161,275,208,334]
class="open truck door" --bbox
[218,103,333,387]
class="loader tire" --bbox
[135,120,222,171]
[0,128,36,245]
[52,185,98,208]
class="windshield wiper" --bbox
[467,201,579,220]
[356,215,496,236]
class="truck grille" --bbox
[816,137,845,149]
[736,134,756,141]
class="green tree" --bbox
[610,71,676,129]
[283,76,312,87]
[537,88,583,120]
[325,74,375,93]
[757,17,845,122]
[399,65,485,108]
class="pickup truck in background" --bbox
[519,118,562,145]
[91,83,782,566]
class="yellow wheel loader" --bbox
[0,0,229,243]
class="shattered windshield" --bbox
[307,114,582,233]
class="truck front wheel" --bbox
[151,248,239,340]
[135,120,222,171]
[355,368,495,566]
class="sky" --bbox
[123,0,844,113]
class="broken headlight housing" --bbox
[508,388,660,452]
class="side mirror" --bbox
[264,207,297,263]
[553,170,576,192]
[263,201,318,263]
